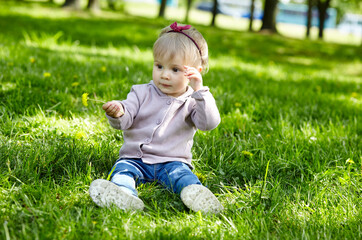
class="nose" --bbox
[161,70,170,80]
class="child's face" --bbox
[152,55,190,97]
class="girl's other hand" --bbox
[102,101,124,118]
[184,65,203,92]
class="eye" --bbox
[172,67,179,73]
[156,64,163,69]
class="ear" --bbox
[197,66,203,73]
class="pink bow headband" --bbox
[167,22,202,56]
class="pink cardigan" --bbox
[106,81,220,167]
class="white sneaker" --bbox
[180,184,223,214]
[89,179,144,211]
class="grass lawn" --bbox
[0,1,361,239]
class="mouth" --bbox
[160,83,172,88]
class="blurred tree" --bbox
[332,0,362,23]
[316,0,331,39]
[260,0,278,33]
[249,0,256,31]
[185,0,192,23]
[159,0,167,18]
[305,0,362,39]
[62,0,81,9]
[87,0,100,11]
[211,0,218,26]
[306,0,315,38]
[108,0,116,10]
[302,0,361,39]
[106,0,125,11]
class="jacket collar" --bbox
[149,80,194,102]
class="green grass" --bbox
[1,1,361,239]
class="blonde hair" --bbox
[153,23,209,73]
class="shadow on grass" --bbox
[1,8,361,64]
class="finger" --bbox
[186,73,201,80]
[114,111,123,118]
[184,70,196,77]
[102,102,110,110]
[183,65,195,75]
[109,104,118,114]
[105,104,116,115]
[184,65,195,71]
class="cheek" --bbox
[152,69,157,80]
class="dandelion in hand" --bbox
[82,93,105,107]
[82,93,89,107]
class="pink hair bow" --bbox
[170,22,191,32]
[168,22,202,56]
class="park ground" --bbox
[0,1,361,239]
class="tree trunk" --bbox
[62,0,81,9]
[317,0,331,39]
[87,0,100,12]
[159,0,167,18]
[211,0,218,26]
[185,0,192,23]
[306,0,313,37]
[260,0,278,33]
[107,0,116,10]
[249,0,255,32]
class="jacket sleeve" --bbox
[106,86,141,130]
[190,87,221,131]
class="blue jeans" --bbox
[109,158,201,197]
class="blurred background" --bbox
[6,0,359,45]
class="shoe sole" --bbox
[181,184,223,214]
[89,179,144,211]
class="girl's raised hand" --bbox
[102,101,124,118]
[184,65,203,92]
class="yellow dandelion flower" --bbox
[82,93,89,107]
[72,82,80,87]
[242,150,254,157]
[75,131,86,139]
[235,102,241,107]
[7,62,14,66]
[266,134,271,138]
[195,172,207,183]
[101,66,107,72]
[351,92,358,98]
[43,72,51,78]
[30,57,36,63]
[346,158,355,165]
[73,74,78,79]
